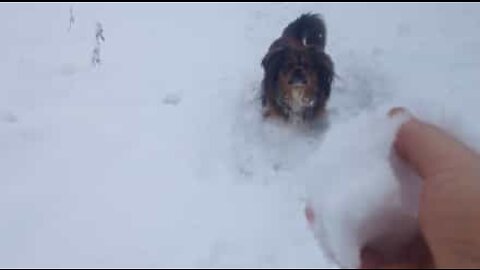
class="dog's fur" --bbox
[261,13,334,121]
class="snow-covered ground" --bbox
[1,3,480,268]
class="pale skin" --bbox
[307,108,480,269]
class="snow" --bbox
[305,110,419,268]
[1,2,480,268]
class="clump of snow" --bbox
[304,108,419,268]
[305,100,480,268]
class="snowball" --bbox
[305,100,480,268]
[304,108,420,268]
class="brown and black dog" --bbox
[261,13,334,122]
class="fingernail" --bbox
[388,107,409,118]
[305,205,315,225]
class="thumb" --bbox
[391,108,477,180]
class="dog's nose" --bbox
[289,69,307,85]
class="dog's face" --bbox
[278,48,320,116]
[262,42,334,121]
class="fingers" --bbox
[305,205,315,225]
[391,108,478,180]
[360,246,385,269]
[360,234,433,269]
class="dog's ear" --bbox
[261,43,287,111]
[261,43,287,71]
[309,46,334,99]
[262,48,285,70]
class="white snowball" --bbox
[304,108,420,268]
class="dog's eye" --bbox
[283,63,294,71]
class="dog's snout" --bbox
[289,69,307,85]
